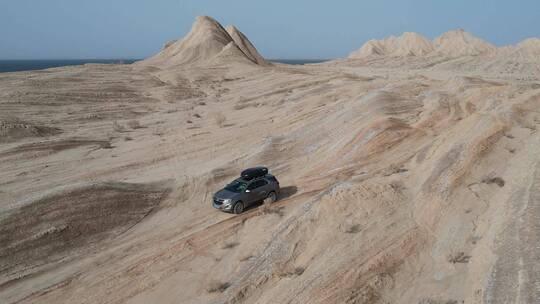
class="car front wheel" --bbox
[233,201,244,214]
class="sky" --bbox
[1,0,539,60]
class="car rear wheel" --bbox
[265,191,277,204]
[233,201,244,214]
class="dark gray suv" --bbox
[213,167,280,214]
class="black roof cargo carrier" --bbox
[241,167,268,181]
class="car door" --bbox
[244,181,259,205]
[246,179,268,205]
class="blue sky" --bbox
[1,0,539,59]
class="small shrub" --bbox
[213,112,226,128]
[127,120,142,129]
[112,121,126,133]
[84,113,102,120]
[124,136,133,141]
[345,224,362,234]
[206,280,230,293]
[448,252,471,264]
[384,165,408,176]
[152,126,165,136]
[275,263,305,278]
[482,176,505,187]
[389,181,406,192]
[222,241,239,249]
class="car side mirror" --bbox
[245,189,251,193]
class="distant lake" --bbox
[271,59,329,65]
[0,58,329,73]
[0,59,140,73]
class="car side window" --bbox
[248,179,267,190]
[247,181,257,190]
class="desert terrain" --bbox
[1,16,540,304]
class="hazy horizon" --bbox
[2,0,540,60]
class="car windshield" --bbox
[224,180,248,193]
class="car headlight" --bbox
[222,199,232,205]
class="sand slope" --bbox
[349,32,434,58]
[433,29,497,56]
[347,29,540,81]
[1,16,540,304]
[143,16,267,67]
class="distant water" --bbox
[0,59,328,73]
[271,59,329,65]
[0,59,140,73]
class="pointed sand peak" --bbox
[142,16,267,67]
[225,25,269,65]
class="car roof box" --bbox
[241,167,268,181]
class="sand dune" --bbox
[349,32,435,58]
[144,16,267,67]
[226,25,269,66]
[433,29,497,57]
[349,28,539,64]
[347,29,540,81]
[1,16,539,304]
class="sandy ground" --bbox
[1,17,540,304]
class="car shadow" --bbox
[243,185,298,213]
[279,186,298,200]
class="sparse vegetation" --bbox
[448,252,471,264]
[152,126,165,136]
[213,112,227,128]
[345,224,362,234]
[222,241,239,249]
[384,165,409,176]
[83,113,102,120]
[389,180,406,192]
[127,120,142,129]
[482,176,505,187]
[275,262,305,278]
[99,141,114,149]
[206,280,230,293]
[112,121,126,133]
